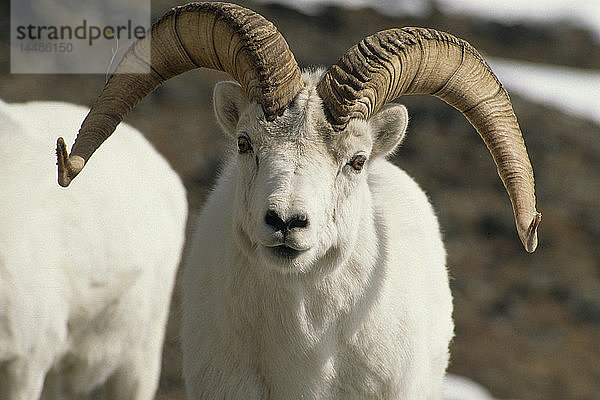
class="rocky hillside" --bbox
[1,1,598,399]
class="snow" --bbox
[253,0,600,40]
[436,0,600,41]
[252,0,431,17]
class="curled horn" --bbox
[57,2,303,187]
[316,27,541,253]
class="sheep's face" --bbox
[214,72,407,274]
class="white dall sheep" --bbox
[56,3,541,399]
[0,100,187,400]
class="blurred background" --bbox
[1,0,599,399]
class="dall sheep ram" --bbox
[0,100,187,400]
[56,2,541,399]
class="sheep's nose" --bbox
[265,209,309,232]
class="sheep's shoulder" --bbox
[367,158,452,359]
[367,158,442,245]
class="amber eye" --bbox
[349,155,367,172]
[237,136,252,154]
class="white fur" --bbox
[442,374,498,400]
[0,100,188,400]
[181,70,453,399]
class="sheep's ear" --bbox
[213,81,250,137]
[368,103,408,158]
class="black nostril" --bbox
[265,210,309,232]
[265,209,286,232]
[287,214,309,230]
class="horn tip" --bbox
[56,137,84,187]
[520,211,542,253]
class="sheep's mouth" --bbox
[270,244,305,259]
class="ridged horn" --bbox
[57,2,303,187]
[316,27,540,252]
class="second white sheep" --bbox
[0,100,187,400]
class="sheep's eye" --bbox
[349,155,367,172]
[237,136,252,154]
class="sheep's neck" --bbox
[227,202,384,361]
